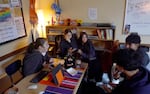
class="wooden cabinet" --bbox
[46,25,115,52]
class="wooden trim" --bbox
[0,46,28,62]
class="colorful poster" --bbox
[0,0,26,44]
[0,4,13,26]
[10,0,20,7]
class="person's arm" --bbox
[71,36,78,50]
[138,48,150,66]
[60,41,68,57]
[44,52,51,63]
[81,41,96,60]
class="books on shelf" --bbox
[88,35,99,40]
[97,29,113,40]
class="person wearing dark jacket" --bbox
[22,38,53,76]
[125,33,149,67]
[99,49,150,94]
[78,32,102,82]
[60,28,78,58]
[77,32,96,62]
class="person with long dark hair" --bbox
[22,38,53,76]
[78,32,102,82]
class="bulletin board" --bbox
[0,0,26,45]
[123,0,150,35]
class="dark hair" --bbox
[27,38,47,53]
[126,33,141,44]
[78,32,88,42]
[64,28,72,35]
[113,49,142,71]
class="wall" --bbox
[58,0,150,44]
[35,0,150,44]
[0,0,54,65]
[1,0,150,65]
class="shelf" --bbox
[46,25,115,54]
[47,32,63,36]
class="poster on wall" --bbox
[0,0,26,45]
[123,0,150,35]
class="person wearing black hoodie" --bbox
[125,33,149,67]
[77,32,102,82]
[59,28,78,58]
[22,38,53,77]
[100,49,150,94]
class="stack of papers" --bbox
[66,67,78,76]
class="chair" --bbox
[0,73,12,94]
[5,60,23,85]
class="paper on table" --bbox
[66,67,78,76]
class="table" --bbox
[16,63,88,94]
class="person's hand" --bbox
[72,48,77,52]
[112,70,122,80]
[43,61,50,68]
[49,58,54,63]
[109,82,117,88]
[77,49,82,54]
[68,47,73,54]
[101,84,112,93]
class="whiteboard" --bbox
[0,0,26,45]
[123,0,150,35]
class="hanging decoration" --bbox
[51,2,61,15]
[29,0,38,42]
[51,0,62,25]
[29,0,38,25]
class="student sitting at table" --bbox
[59,28,78,58]
[99,49,150,94]
[77,32,102,82]
[125,33,149,67]
[22,38,53,77]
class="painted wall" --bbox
[58,0,150,44]
[35,0,150,44]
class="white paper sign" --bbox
[11,0,20,7]
[88,8,97,20]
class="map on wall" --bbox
[0,0,26,45]
[123,0,150,35]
